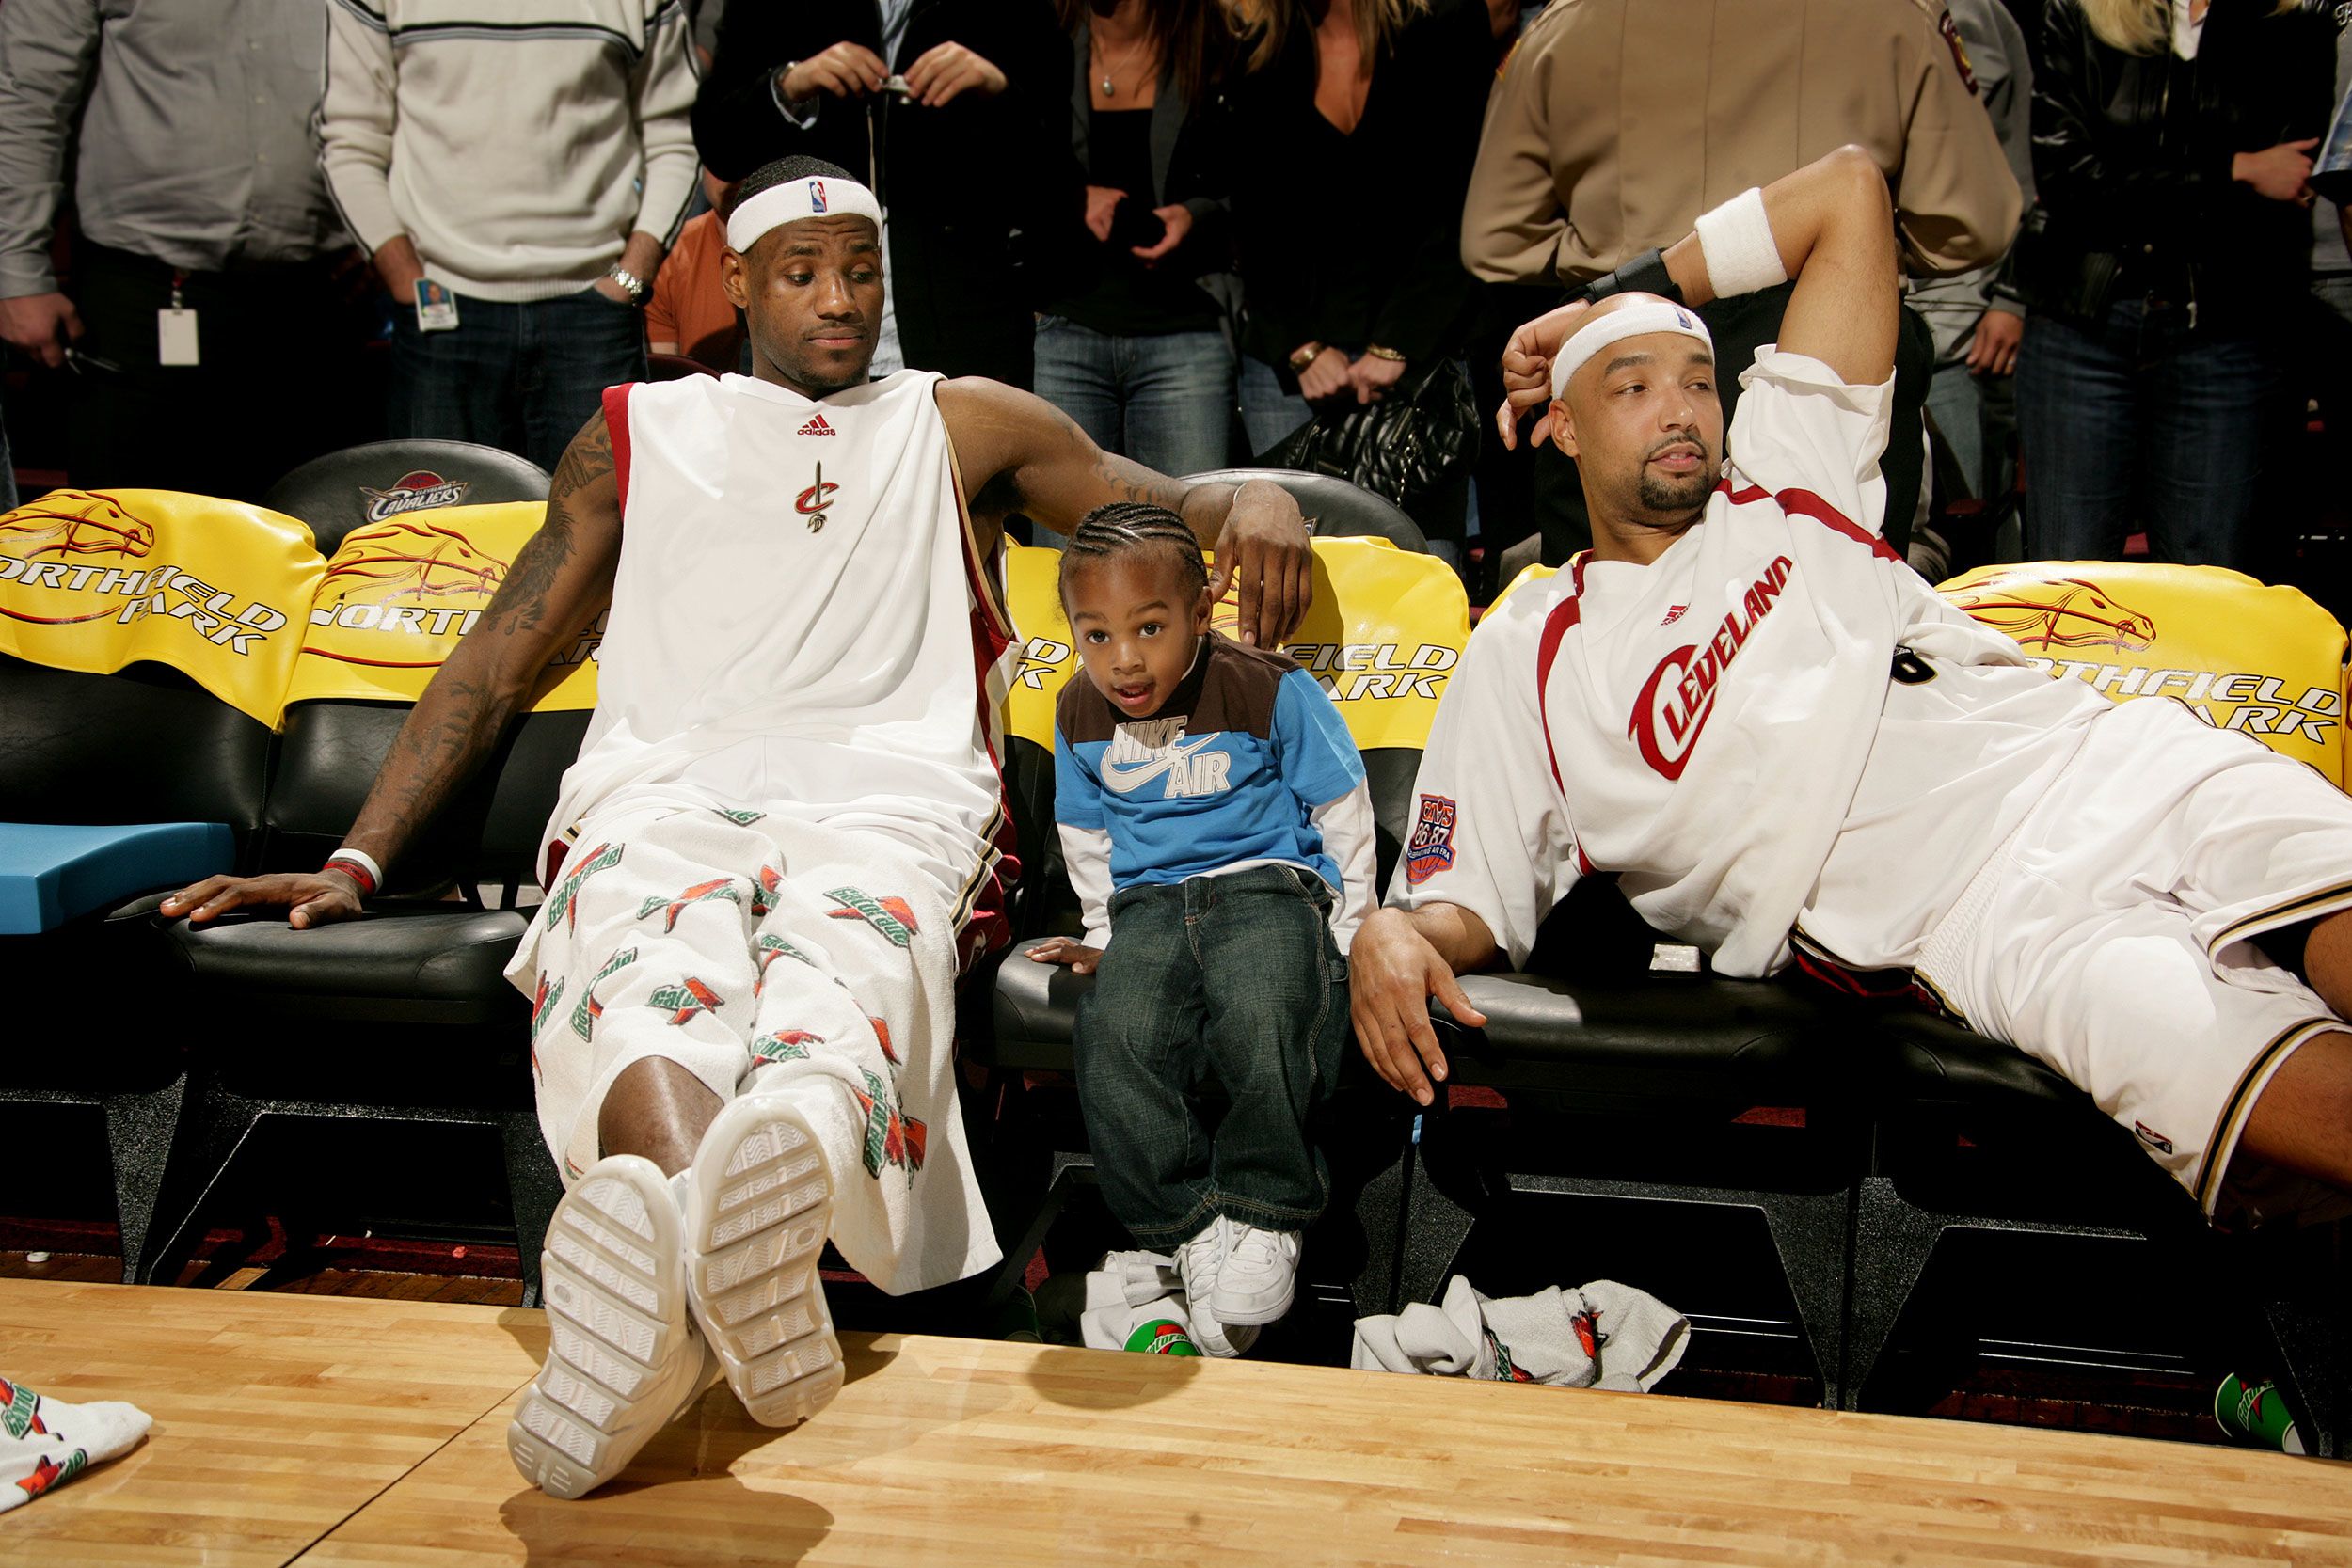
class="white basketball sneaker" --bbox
[1174,1216,1258,1357]
[683,1085,846,1427]
[509,1153,720,1500]
[1212,1223,1301,1326]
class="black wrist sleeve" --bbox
[1578,246,1683,306]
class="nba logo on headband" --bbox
[810,181,828,214]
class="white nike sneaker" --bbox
[1212,1223,1301,1326]
[509,1154,720,1500]
[684,1085,845,1427]
[1173,1216,1257,1357]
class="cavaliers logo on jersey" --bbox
[796,459,839,531]
[1406,793,1458,885]
[1945,573,2157,654]
[825,887,919,947]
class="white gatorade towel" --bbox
[519,804,999,1295]
[0,1373,150,1513]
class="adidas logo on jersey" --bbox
[1661,604,1688,626]
[798,413,837,436]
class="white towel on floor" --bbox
[1076,1250,1186,1350]
[1351,1276,1688,1391]
[0,1375,149,1514]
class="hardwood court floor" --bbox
[4,1277,2349,1567]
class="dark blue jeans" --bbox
[2016,299,2284,569]
[389,289,648,473]
[1073,863,1349,1247]
[1033,317,1235,478]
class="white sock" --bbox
[0,1376,151,1513]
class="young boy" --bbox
[1029,501,1375,1354]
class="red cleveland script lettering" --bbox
[1627,556,1794,779]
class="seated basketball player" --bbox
[160,156,1314,1500]
[1351,147,2352,1229]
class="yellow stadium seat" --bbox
[0,487,324,727]
[288,500,601,712]
[1939,562,2349,787]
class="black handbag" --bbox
[1258,356,1478,517]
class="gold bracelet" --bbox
[1363,343,1406,363]
[1288,342,1324,372]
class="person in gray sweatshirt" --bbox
[320,0,702,471]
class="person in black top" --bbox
[2015,0,2334,569]
[1035,0,1239,478]
[691,0,1074,388]
[1218,0,1489,540]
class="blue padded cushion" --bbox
[0,822,234,934]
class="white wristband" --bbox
[326,847,384,888]
[1692,187,1788,300]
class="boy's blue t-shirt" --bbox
[1054,631,1365,893]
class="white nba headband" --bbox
[1549,300,1716,401]
[725,175,884,254]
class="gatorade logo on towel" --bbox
[0,488,318,725]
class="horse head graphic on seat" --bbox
[1947,573,2158,653]
[322,517,509,605]
[0,490,157,562]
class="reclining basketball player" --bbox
[159,157,1314,1500]
[1350,146,2352,1230]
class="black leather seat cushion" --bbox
[1434,969,1852,1102]
[158,904,530,1024]
[1181,467,1428,553]
[1868,1006,2084,1114]
[262,438,551,555]
[0,658,271,849]
[987,937,1086,1072]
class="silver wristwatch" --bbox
[605,263,649,305]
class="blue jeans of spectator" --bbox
[1238,353,1312,461]
[1033,318,1234,477]
[1073,863,1348,1248]
[390,289,648,473]
[2016,299,2283,569]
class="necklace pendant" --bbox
[1101,74,1114,96]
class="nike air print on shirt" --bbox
[1055,632,1366,897]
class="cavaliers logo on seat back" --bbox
[358,470,472,525]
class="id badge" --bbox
[158,309,199,366]
[414,278,460,331]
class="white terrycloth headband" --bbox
[1548,300,1716,401]
[725,175,883,254]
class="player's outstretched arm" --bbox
[937,377,1313,647]
[162,411,626,928]
[1498,146,1901,444]
[1349,904,1497,1106]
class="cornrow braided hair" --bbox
[1059,501,1209,602]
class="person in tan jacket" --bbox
[1461,0,2022,563]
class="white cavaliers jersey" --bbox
[536,369,1017,930]
[1393,349,2106,978]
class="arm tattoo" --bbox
[343,413,614,868]
[484,413,610,637]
